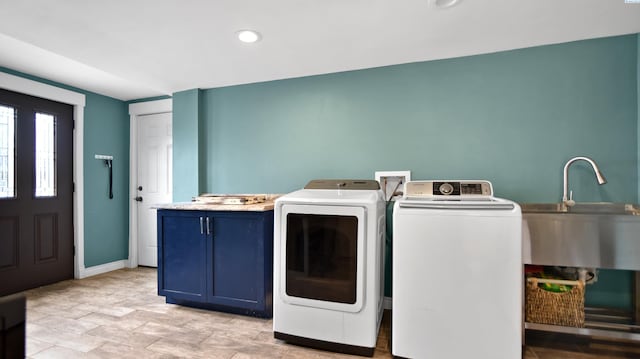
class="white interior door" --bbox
[136,112,172,267]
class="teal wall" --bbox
[187,34,639,306]
[83,96,130,266]
[585,269,634,310]
[200,35,638,205]
[0,67,130,268]
[172,89,204,201]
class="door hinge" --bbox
[73,245,76,256]
[72,120,75,130]
[73,182,75,193]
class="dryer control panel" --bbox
[404,180,493,200]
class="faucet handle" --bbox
[566,190,576,207]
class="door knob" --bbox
[138,186,143,191]
[134,196,143,202]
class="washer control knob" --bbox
[439,182,454,195]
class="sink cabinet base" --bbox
[525,322,640,342]
[524,271,640,342]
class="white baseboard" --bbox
[78,260,127,279]
[384,296,392,310]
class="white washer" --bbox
[274,179,386,356]
[392,180,522,359]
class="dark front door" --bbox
[0,88,74,296]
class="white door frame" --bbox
[127,99,172,268]
[0,71,88,278]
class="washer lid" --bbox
[304,179,380,190]
[398,198,515,210]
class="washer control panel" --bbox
[405,180,493,200]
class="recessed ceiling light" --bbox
[237,30,261,43]
[434,0,461,8]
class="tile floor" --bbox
[20,267,640,358]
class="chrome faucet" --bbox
[562,156,607,207]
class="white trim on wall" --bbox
[127,99,172,268]
[0,71,88,279]
[80,260,127,278]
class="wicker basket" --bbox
[525,278,585,328]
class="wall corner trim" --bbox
[0,71,85,106]
[78,260,127,279]
[129,98,172,115]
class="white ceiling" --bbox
[1,0,639,101]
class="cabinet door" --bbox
[207,212,266,310]
[157,210,207,302]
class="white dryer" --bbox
[392,180,522,359]
[274,179,386,356]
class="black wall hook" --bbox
[95,154,114,199]
[105,159,113,199]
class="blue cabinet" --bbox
[157,211,207,303]
[157,209,274,317]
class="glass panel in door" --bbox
[0,105,15,198]
[34,112,56,197]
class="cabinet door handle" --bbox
[206,217,211,236]
[200,217,204,234]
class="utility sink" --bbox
[521,202,640,215]
[521,202,640,271]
